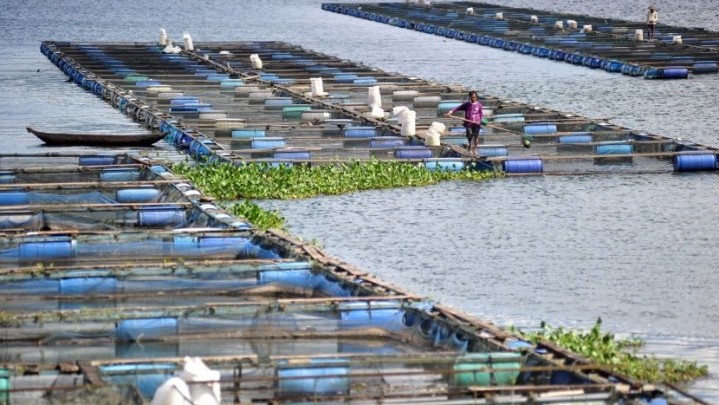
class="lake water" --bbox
[1,0,717,400]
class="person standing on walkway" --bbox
[446,90,483,152]
[646,6,658,40]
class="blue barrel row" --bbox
[0,234,281,263]
[42,43,168,129]
[321,5,706,80]
[40,43,106,96]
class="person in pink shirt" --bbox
[445,90,483,152]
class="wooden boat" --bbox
[26,126,165,146]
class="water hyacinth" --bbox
[512,318,708,384]
[172,160,499,200]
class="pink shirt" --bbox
[449,101,483,127]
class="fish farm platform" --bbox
[1,154,707,404]
[39,40,719,175]
[322,2,719,79]
[0,38,712,403]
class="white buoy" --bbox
[249,54,263,70]
[182,32,194,51]
[582,24,593,33]
[466,7,474,15]
[530,15,538,23]
[159,28,168,46]
[635,29,644,41]
[567,20,577,29]
[672,35,683,45]
[554,20,564,30]
[495,12,503,20]
[179,357,221,405]
[150,377,191,405]
[310,77,327,97]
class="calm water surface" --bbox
[0,0,718,400]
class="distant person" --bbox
[646,6,658,39]
[445,90,483,152]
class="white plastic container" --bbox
[635,29,644,41]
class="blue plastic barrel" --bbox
[693,61,718,74]
[437,100,462,115]
[343,126,377,138]
[353,77,377,85]
[595,142,633,155]
[100,168,141,182]
[232,129,266,138]
[115,318,178,342]
[394,146,433,159]
[133,79,161,87]
[251,137,286,149]
[137,207,185,227]
[206,73,230,81]
[0,172,15,184]
[274,149,311,160]
[19,237,75,261]
[197,236,247,248]
[476,145,508,157]
[0,191,28,205]
[59,277,117,295]
[492,113,524,123]
[169,97,200,105]
[264,97,293,109]
[220,79,245,89]
[369,136,405,148]
[277,360,349,395]
[558,133,592,143]
[673,153,717,172]
[116,188,161,203]
[334,73,358,83]
[258,268,314,289]
[424,158,465,171]
[339,301,402,330]
[0,368,9,405]
[502,156,543,173]
[524,123,557,134]
[79,155,116,166]
[661,67,689,79]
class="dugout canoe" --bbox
[26,126,165,146]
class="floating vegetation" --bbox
[512,318,708,384]
[226,199,286,230]
[172,160,498,200]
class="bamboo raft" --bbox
[322,2,719,79]
[37,40,719,176]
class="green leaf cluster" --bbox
[514,318,708,384]
[172,160,498,200]
[226,200,285,231]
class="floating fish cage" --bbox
[38,40,719,175]
[322,2,719,80]
[0,150,701,403]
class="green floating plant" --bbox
[172,160,498,200]
[512,318,708,384]
[226,200,285,231]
